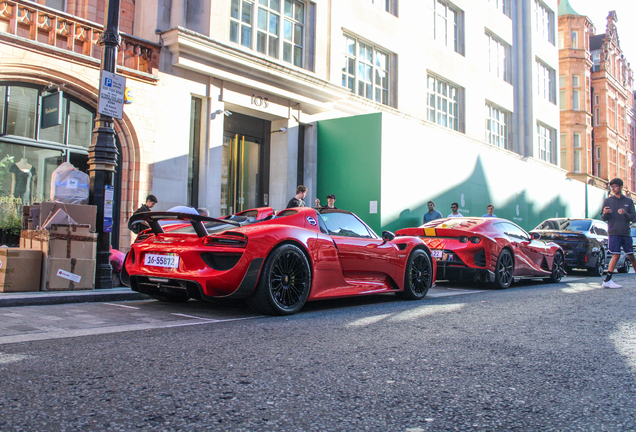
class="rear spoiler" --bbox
[128,212,240,237]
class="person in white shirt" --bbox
[447,203,462,217]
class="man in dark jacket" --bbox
[601,178,636,288]
[286,185,307,208]
[129,194,158,234]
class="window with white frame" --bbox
[230,0,308,68]
[487,0,508,16]
[534,0,554,44]
[342,34,390,106]
[573,90,580,110]
[596,161,601,177]
[486,32,510,83]
[560,133,567,169]
[594,94,599,105]
[536,59,555,103]
[574,149,581,172]
[596,146,601,159]
[558,32,564,49]
[594,107,600,126]
[426,0,462,54]
[485,102,510,150]
[559,75,565,110]
[369,0,397,15]
[537,122,555,164]
[571,30,578,49]
[572,75,579,87]
[573,133,581,148]
[427,74,461,131]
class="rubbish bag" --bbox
[110,246,125,273]
[50,162,90,204]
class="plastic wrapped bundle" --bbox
[50,162,90,204]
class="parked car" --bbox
[531,218,630,275]
[396,217,565,289]
[631,224,636,249]
[122,207,436,315]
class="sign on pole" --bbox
[97,70,126,119]
[41,91,64,129]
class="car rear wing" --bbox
[128,212,240,237]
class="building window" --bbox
[486,32,510,83]
[485,102,510,150]
[369,0,397,15]
[573,133,581,148]
[560,133,567,170]
[573,90,580,111]
[342,34,390,106]
[536,59,555,103]
[427,0,462,54]
[231,0,307,68]
[558,32,564,49]
[487,0,508,16]
[594,94,599,106]
[537,122,555,164]
[596,162,601,177]
[571,31,578,49]
[45,0,65,12]
[534,0,554,44]
[559,90,565,110]
[596,146,601,159]
[427,74,460,131]
[594,107,600,126]
[572,75,579,87]
[574,149,581,173]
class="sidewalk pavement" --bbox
[0,286,149,307]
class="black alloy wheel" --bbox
[617,256,631,274]
[545,251,565,283]
[494,249,514,289]
[588,250,605,276]
[247,244,311,315]
[397,249,432,300]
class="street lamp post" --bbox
[89,0,121,289]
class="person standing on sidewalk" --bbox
[287,185,307,208]
[601,178,636,288]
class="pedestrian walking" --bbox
[601,178,636,288]
[287,185,307,208]
[447,202,462,218]
[424,201,443,223]
[482,204,497,217]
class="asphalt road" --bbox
[1,273,636,431]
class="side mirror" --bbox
[382,231,395,242]
[531,232,541,240]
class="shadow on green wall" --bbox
[383,155,572,233]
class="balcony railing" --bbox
[0,0,160,76]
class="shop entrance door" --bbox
[221,134,262,215]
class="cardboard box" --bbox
[0,249,43,292]
[43,257,95,291]
[20,225,97,260]
[38,203,96,232]
[29,206,40,230]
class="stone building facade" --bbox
[558,0,635,193]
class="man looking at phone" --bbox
[601,178,636,288]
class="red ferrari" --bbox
[122,207,436,315]
[396,217,565,289]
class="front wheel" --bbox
[545,251,565,283]
[494,249,514,289]
[397,249,432,300]
[247,244,311,315]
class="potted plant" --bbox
[0,201,22,247]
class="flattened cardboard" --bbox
[39,203,96,232]
[42,209,78,230]
[0,249,43,292]
[44,257,95,291]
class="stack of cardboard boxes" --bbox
[18,203,98,291]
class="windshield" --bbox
[535,219,591,232]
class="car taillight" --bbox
[203,233,248,248]
[459,236,469,243]
[469,236,481,244]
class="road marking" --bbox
[103,303,141,309]
[0,316,264,346]
[427,289,485,298]
[171,313,216,320]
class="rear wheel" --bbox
[247,244,311,315]
[545,251,565,283]
[397,249,432,300]
[617,256,631,274]
[588,250,605,276]
[494,249,514,289]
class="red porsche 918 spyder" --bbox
[396,217,565,289]
[122,207,436,315]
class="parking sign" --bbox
[97,70,126,119]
